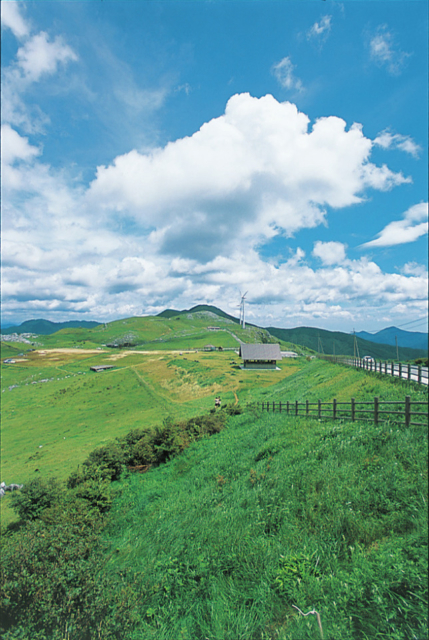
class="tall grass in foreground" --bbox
[103,408,428,639]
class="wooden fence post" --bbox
[407,364,410,380]
[398,362,402,380]
[374,397,379,425]
[351,398,355,422]
[405,396,411,428]
[318,399,321,419]
[333,398,337,420]
[273,401,275,413]
[279,401,282,413]
[295,400,299,416]
[418,366,422,384]
[306,399,309,415]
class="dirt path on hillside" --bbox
[36,348,105,355]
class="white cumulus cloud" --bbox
[361,203,428,248]
[1,124,41,165]
[87,93,409,262]
[16,31,78,82]
[312,241,347,266]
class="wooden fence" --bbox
[259,396,428,428]
[319,355,429,386]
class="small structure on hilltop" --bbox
[281,351,298,358]
[239,344,282,370]
[204,344,217,352]
[90,365,115,372]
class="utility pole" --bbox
[353,329,360,360]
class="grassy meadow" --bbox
[1,314,427,639]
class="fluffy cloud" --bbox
[271,57,303,92]
[1,4,78,133]
[374,131,421,158]
[87,93,409,261]
[1,124,41,165]
[1,2,30,39]
[16,31,78,82]
[369,25,411,75]
[361,203,428,248]
[312,241,347,265]
[1,88,424,329]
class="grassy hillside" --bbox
[268,326,427,361]
[2,343,426,530]
[1,366,426,639]
[102,407,427,639]
[1,346,303,527]
[3,311,279,352]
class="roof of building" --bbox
[240,343,282,361]
[90,365,115,372]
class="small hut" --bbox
[239,344,282,370]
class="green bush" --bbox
[10,477,62,521]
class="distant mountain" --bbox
[356,327,428,351]
[267,326,427,361]
[1,319,101,335]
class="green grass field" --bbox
[1,317,427,639]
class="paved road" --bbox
[341,359,428,386]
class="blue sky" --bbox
[1,0,428,332]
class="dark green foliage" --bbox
[1,498,140,640]
[10,477,62,521]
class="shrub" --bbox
[10,477,62,521]
[83,443,125,481]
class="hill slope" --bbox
[157,304,244,325]
[267,325,427,360]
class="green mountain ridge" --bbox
[267,325,427,361]
[1,318,101,335]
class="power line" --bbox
[354,316,428,335]
[396,316,428,329]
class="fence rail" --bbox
[259,396,428,428]
[319,355,428,386]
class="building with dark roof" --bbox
[239,343,282,369]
